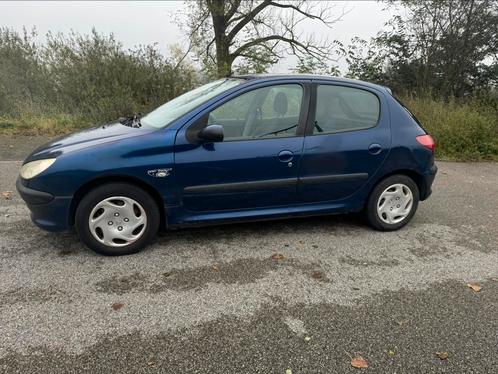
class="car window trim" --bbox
[185,81,311,144]
[305,81,382,136]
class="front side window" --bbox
[314,85,380,134]
[208,84,303,141]
[141,78,245,128]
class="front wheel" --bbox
[75,183,160,255]
[365,175,419,231]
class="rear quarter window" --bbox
[314,85,380,134]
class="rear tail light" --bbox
[416,134,436,152]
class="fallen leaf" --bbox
[467,283,482,292]
[397,319,409,326]
[212,264,220,272]
[285,370,292,374]
[298,240,304,245]
[351,356,368,369]
[271,253,284,261]
[304,336,311,341]
[111,302,124,311]
[311,271,325,280]
[312,244,318,248]
[1,191,12,200]
[436,351,449,360]
[388,350,395,357]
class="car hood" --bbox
[24,122,157,163]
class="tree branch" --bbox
[226,0,242,22]
[227,0,272,41]
[231,34,329,60]
[267,1,337,26]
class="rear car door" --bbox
[297,81,390,203]
[174,80,310,212]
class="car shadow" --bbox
[156,212,365,244]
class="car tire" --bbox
[75,183,160,256]
[365,174,419,231]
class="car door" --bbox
[174,80,310,212]
[297,82,390,203]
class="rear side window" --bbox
[393,96,423,127]
[314,85,380,134]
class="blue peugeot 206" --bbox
[17,75,437,255]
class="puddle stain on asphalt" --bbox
[95,258,330,294]
[0,286,69,305]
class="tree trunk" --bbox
[215,35,232,77]
[209,0,233,77]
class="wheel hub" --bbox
[88,196,147,247]
[377,183,413,224]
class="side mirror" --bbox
[198,124,224,143]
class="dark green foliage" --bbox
[343,0,498,97]
[0,28,51,116]
[0,27,197,128]
[401,93,498,161]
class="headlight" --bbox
[20,158,56,179]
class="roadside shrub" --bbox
[0,28,53,116]
[43,30,197,122]
[0,113,91,135]
[400,94,498,161]
[0,27,197,127]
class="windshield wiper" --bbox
[119,113,142,128]
[258,124,298,138]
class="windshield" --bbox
[141,78,245,128]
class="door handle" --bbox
[278,150,294,163]
[368,143,382,155]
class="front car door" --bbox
[174,80,311,215]
[297,81,391,203]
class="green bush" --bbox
[0,27,197,128]
[0,113,90,135]
[401,94,498,161]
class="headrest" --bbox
[273,92,288,116]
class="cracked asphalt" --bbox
[0,136,497,373]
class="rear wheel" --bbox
[75,183,160,255]
[365,174,419,231]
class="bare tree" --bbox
[178,0,345,77]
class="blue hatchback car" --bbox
[17,75,437,255]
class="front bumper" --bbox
[16,178,72,232]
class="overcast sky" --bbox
[0,1,395,72]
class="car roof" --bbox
[233,74,391,94]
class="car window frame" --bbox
[186,80,311,144]
[305,82,382,136]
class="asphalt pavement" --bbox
[0,136,497,373]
